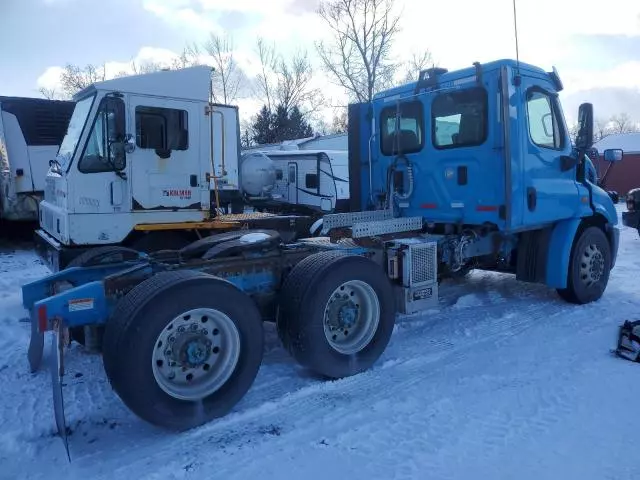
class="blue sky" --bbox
[1,0,639,126]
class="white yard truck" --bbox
[34,66,313,271]
[0,96,73,225]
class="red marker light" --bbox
[38,305,48,332]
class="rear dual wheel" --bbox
[103,271,263,430]
[277,251,396,379]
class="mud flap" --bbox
[49,320,70,462]
[28,314,44,373]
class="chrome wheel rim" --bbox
[323,280,380,355]
[579,243,605,287]
[151,308,240,401]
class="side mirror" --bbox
[109,141,126,170]
[603,148,623,162]
[575,102,594,150]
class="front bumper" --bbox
[34,229,92,273]
[622,210,640,230]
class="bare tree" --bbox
[169,44,202,70]
[594,117,611,142]
[315,0,401,103]
[330,108,348,133]
[59,63,107,97]
[610,112,639,134]
[252,38,323,118]
[38,87,62,100]
[254,38,279,112]
[205,33,246,104]
[401,50,436,84]
[276,50,323,116]
[113,59,165,79]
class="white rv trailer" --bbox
[0,96,74,222]
[240,149,350,215]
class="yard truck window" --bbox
[135,106,189,151]
[432,87,488,149]
[78,96,126,174]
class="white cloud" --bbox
[36,66,65,91]
[36,47,189,93]
[561,61,640,93]
[142,0,220,33]
[35,0,640,129]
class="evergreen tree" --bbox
[251,105,276,145]
[250,104,315,145]
[288,106,313,139]
[272,104,291,141]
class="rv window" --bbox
[276,169,283,180]
[526,89,564,150]
[288,165,296,183]
[432,87,487,149]
[78,96,126,173]
[135,106,188,151]
[380,101,424,156]
[306,173,318,189]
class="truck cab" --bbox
[347,59,621,303]
[36,66,242,262]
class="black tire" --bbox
[66,246,140,346]
[102,270,264,430]
[67,246,140,268]
[557,226,612,304]
[277,251,396,379]
[130,231,190,253]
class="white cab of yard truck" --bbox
[0,96,74,223]
[35,66,243,271]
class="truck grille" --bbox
[43,208,54,232]
[44,178,55,203]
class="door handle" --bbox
[527,187,537,211]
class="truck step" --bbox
[351,217,423,238]
[322,209,394,233]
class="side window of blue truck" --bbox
[432,87,487,149]
[526,90,564,150]
[380,101,424,155]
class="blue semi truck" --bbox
[22,59,623,456]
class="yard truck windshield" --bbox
[54,94,95,171]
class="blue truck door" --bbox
[396,75,505,226]
[518,76,581,227]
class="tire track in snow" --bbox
[58,293,580,479]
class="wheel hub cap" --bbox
[580,243,605,287]
[175,334,212,367]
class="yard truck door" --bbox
[127,96,203,212]
[72,94,129,216]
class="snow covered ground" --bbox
[2,207,640,480]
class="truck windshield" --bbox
[56,94,95,170]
